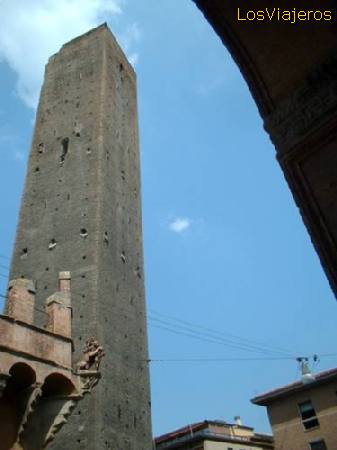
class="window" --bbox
[309,439,327,450]
[298,401,319,430]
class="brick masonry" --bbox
[7,24,152,450]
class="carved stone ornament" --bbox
[265,54,337,152]
[17,385,42,440]
[76,337,105,372]
[75,337,105,396]
[43,396,80,448]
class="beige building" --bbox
[154,419,273,450]
[252,367,337,450]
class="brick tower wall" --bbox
[8,24,152,450]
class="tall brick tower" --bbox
[7,24,152,449]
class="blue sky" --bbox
[1,0,337,438]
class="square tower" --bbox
[8,24,152,449]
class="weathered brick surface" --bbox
[8,24,152,449]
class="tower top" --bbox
[48,22,136,76]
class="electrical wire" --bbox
[148,310,297,357]
[1,269,334,365]
[0,293,48,315]
[149,356,294,362]
[148,317,290,358]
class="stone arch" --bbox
[9,362,36,389]
[19,373,77,450]
[41,372,76,397]
[0,363,37,450]
[193,0,337,298]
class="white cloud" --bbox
[169,218,192,234]
[14,150,25,162]
[119,23,141,68]
[0,0,130,108]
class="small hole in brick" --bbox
[35,167,40,172]
[76,132,80,137]
[48,239,57,250]
[119,63,124,72]
[86,148,91,154]
[104,232,109,245]
[81,274,86,279]
[80,228,88,238]
[82,294,85,298]
[45,267,49,271]
[60,137,69,166]
[20,248,28,259]
[82,255,86,260]
[44,286,48,290]
[76,102,80,108]
[67,193,70,200]
[38,143,44,154]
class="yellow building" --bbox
[252,367,337,450]
[154,419,274,450]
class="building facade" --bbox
[5,24,152,449]
[155,419,274,450]
[252,367,337,450]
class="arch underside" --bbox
[193,0,337,298]
[0,363,77,450]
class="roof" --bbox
[155,419,273,448]
[252,366,337,406]
[155,421,207,444]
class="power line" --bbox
[148,317,284,357]
[0,263,9,271]
[0,293,48,315]
[0,254,10,261]
[148,309,297,357]
[0,272,297,358]
[149,356,294,363]
[148,321,292,358]
[0,273,8,279]
[0,291,334,366]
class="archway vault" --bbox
[193,0,337,298]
